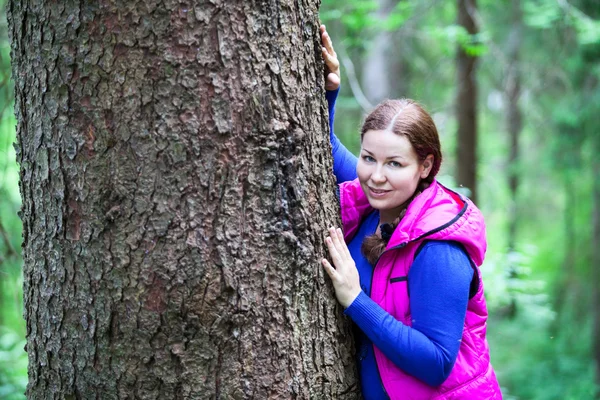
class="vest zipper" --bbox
[368,241,407,399]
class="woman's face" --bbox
[357,129,432,222]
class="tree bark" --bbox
[8,1,359,398]
[456,0,479,204]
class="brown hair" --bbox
[360,99,442,265]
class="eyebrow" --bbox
[362,148,406,160]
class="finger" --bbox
[321,49,339,71]
[325,236,343,267]
[322,258,339,281]
[321,47,330,63]
[325,73,341,91]
[320,24,326,34]
[322,31,335,56]
[329,227,346,259]
[337,228,351,258]
[333,228,350,260]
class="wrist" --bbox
[341,287,362,309]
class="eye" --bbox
[389,161,402,168]
[362,155,376,163]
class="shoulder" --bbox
[412,241,474,280]
[415,240,469,259]
[406,182,487,266]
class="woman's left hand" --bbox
[320,25,340,91]
[321,227,362,308]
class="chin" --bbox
[367,199,393,211]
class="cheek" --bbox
[356,162,369,181]
[389,170,419,191]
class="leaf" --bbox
[382,2,415,31]
[523,0,561,29]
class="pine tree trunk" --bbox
[8,1,359,398]
[456,0,478,204]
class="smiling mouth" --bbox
[368,187,391,197]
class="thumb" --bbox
[326,73,340,91]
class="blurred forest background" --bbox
[0,0,599,399]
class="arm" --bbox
[344,241,474,386]
[321,25,357,183]
[326,87,358,183]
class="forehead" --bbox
[361,129,417,158]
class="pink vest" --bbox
[340,179,502,399]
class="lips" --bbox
[368,187,391,198]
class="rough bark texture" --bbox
[456,0,478,204]
[8,1,359,398]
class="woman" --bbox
[319,25,502,399]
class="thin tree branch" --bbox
[337,43,374,113]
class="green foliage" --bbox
[381,2,416,31]
[0,115,26,399]
[0,326,27,400]
[523,0,563,29]
[431,25,489,57]
[524,0,600,44]
[0,108,25,399]
[321,0,380,49]
[489,312,598,399]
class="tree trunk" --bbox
[504,0,522,319]
[505,0,521,252]
[361,0,409,103]
[8,1,359,399]
[456,0,479,204]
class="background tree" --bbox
[503,0,523,319]
[361,0,411,104]
[456,0,479,204]
[6,1,359,398]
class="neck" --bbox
[379,209,400,225]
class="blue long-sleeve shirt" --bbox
[326,88,357,183]
[326,88,474,398]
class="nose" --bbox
[371,165,386,184]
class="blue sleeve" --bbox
[326,87,358,183]
[344,241,474,387]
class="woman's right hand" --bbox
[320,25,340,91]
[322,227,361,308]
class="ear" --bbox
[420,155,434,179]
